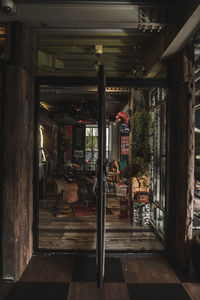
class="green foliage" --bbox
[123,109,152,179]
[123,157,150,178]
[131,110,152,162]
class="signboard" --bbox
[121,136,129,155]
[72,124,85,168]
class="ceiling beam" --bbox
[39,39,147,47]
[38,76,168,87]
[38,33,155,39]
[144,36,165,78]
[16,1,169,4]
[39,40,134,46]
[40,86,131,95]
[162,4,200,59]
[141,2,200,77]
[38,30,161,36]
[38,68,133,77]
[54,54,139,60]
[0,3,166,28]
[39,46,143,54]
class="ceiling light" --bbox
[95,45,103,57]
[40,102,49,110]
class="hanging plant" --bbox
[131,110,152,163]
[123,109,152,179]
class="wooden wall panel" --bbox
[2,66,35,280]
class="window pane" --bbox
[86,127,92,136]
[93,128,98,136]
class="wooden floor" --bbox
[38,194,164,251]
[1,255,200,300]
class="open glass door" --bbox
[149,88,167,242]
[96,65,106,288]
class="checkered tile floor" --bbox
[1,255,200,300]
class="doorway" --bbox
[36,83,167,252]
[34,29,168,254]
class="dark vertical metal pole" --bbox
[33,79,40,252]
[166,66,178,256]
[0,63,6,278]
[97,64,106,288]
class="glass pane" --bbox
[157,208,164,233]
[149,88,167,241]
[93,127,98,136]
[85,129,93,150]
[85,126,98,170]
[86,127,92,136]
[160,157,166,209]
[93,136,98,150]
[161,102,167,156]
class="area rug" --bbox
[71,204,113,217]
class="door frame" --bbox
[149,88,168,246]
[33,76,169,254]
